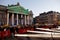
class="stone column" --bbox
[27,16,29,25]
[12,13,14,26]
[30,16,32,25]
[30,16,33,25]
[17,14,18,25]
[31,16,33,24]
[7,13,9,25]
[25,15,26,25]
[21,14,23,25]
[31,17,33,24]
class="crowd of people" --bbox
[0,24,58,40]
[0,24,35,40]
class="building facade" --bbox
[33,16,40,24]
[0,3,33,26]
[39,11,60,25]
[0,5,7,26]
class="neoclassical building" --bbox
[0,3,33,26]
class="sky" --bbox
[0,0,60,17]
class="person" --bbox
[53,24,58,28]
[10,27,15,39]
[34,24,37,30]
[0,27,1,39]
[17,25,21,33]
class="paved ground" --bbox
[3,34,60,40]
[15,37,60,40]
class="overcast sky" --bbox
[0,0,60,17]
